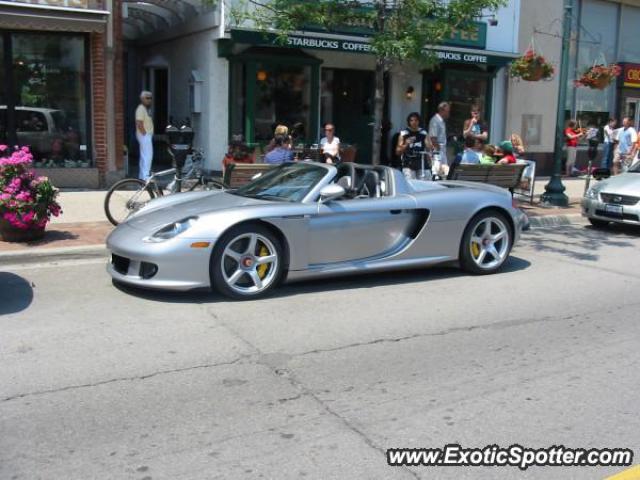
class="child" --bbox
[480,144,497,164]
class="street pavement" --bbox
[1,219,639,479]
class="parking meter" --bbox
[165,121,194,192]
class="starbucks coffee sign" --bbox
[11,0,89,8]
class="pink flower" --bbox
[0,145,7,152]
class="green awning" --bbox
[225,29,517,67]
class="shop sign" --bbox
[11,0,89,8]
[230,30,512,66]
[231,30,373,53]
[445,23,487,49]
[434,49,488,64]
[622,64,640,88]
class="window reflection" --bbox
[10,33,89,167]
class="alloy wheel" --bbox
[468,217,510,270]
[221,233,279,295]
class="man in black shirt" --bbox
[395,112,432,179]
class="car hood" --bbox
[124,191,269,231]
[596,173,640,196]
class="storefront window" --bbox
[229,49,319,147]
[445,70,488,139]
[570,0,618,127]
[253,62,311,144]
[5,32,90,167]
[619,6,640,63]
[0,35,6,146]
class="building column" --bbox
[91,31,108,186]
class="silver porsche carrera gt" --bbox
[106,162,528,299]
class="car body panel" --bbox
[106,162,525,291]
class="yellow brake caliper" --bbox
[471,239,480,258]
[257,244,269,279]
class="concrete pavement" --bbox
[1,219,639,479]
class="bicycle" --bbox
[104,149,225,226]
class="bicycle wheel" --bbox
[104,178,156,226]
[188,177,226,192]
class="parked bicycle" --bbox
[104,149,224,226]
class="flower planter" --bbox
[591,76,613,89]
[522,65,544,81]
[0,217,45,242]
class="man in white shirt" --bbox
[135,91,154,180]
[614,116,637,175]
[602,117,616,169]
[320,123,340,163]
[429,102,450,174]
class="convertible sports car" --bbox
[582,161,640,228]
[106,162,528,299]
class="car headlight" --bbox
[144,216,198,243]
[585,187,600,199]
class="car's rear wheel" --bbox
[210,224,283,300]
[588,218,610,228]
[460,210,512,275]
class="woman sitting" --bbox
[264,134,294,164]
[510,133,526,158]
[320,123,341,164]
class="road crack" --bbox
[1,356,247,403]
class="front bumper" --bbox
[106,223,214,291]
[512,208,528,242]
[581,197,640,225]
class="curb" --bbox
[527,213,583,228]
[0,244,108,266]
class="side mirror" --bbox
[592,168,611,180]
[318,184,345,203]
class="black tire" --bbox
[104,178,155,226]
[588,218,610,229]
[459,209,513,275]
[210,223,284,300]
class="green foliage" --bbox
[233,0,507,67]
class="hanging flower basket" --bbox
[574,64,621,90]
[0,145,61,243]
[510,49,554,82]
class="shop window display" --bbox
[2,32,90,167]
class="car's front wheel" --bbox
[460,210,513,275]
[210,224,283,300]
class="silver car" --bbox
[106,162,527,299]
[582,162,640,228]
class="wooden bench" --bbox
[447,163,527,194]
[222,163,276,188]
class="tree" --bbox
[231,0,507,165]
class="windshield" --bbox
[232,162,328,202]
[629,162,640,173]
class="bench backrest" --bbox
[223,163,275,188]
[448,163,527,190]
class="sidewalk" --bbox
[0,177,588,263]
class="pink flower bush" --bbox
[0,145,61,231]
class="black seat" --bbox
[356,169,380,198]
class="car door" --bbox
[307,194,421,265]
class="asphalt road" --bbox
[1,220,639,480]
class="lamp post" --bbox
[541,0,572,206]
